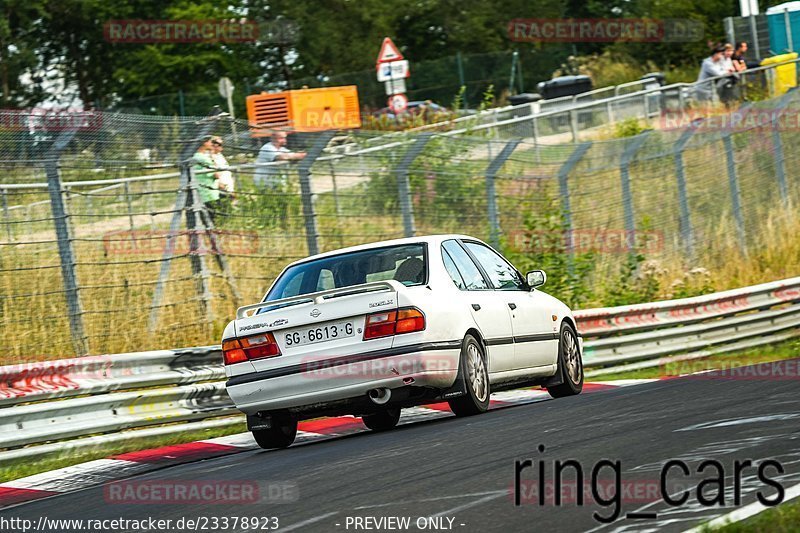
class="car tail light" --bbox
[222,333,281,365]
[363,307,425,340]
[222,339,247,365]
[396,308,425,333]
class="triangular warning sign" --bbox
[376,37,404,63]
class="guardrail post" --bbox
[329,160,341,216]
[394,133,433,238]
[45,129,88,356]
[484,139,520,248]
[569,108,579,141]
[620,130,651,253]
[749,15,761,60]
[722,134,747,255]
[297,131,336,256]
[1,188,11,242]
[557,142,592,270]
[123,181,137,249]
[674,120,701,260]
[725,17,735,47]
[770,90,794,206]
[532,115,541,163]
[146,179,156,230]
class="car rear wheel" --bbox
[448,334,490,416]
[362,408,401,431]
[251,413,298,449]
[547,322,583,398]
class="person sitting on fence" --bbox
[695,45,729,105]
[191,136,222,219]
[210,136,235,210]
[253,131,306,189]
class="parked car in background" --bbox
[371,100,448,119]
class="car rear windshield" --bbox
[265,244,427,303]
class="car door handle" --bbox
[508,303,517,310]
[471,304,481,311]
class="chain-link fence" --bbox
[2,84,800,362]
[104,49,573,117]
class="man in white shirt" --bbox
[254,131,306,188]
[695,46,729,103]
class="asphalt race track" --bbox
[3,359,799,533]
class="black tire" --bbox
[362,408,401,431]
[448,334,490,416]
[547,322,584,398]
[251,413,298,449]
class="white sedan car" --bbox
[222,235,583,448]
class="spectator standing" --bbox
[695,46,728,104]
[720,44,735,73]
[253,131,306,189]
[719,44,741,106]
[210,136,235,211]
[192,136,221,217]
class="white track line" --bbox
[427,492,507,519]
[682,481,800,532]
[280,511,339,532]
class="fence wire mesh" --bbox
[2,87,800,362]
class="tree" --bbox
[0,0,47,107]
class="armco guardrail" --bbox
[579,276,800,366]
[0,276,798,464]
[0,345,223,407]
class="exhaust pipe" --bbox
[368,387,392,405]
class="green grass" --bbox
[0,420,246,484]
[720,498,800,531]
[706,493,800,532]
[589,338,800,381]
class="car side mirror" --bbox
[526,270,546,289]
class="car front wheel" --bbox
[547,322,583,398]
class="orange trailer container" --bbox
[246,86,361,135]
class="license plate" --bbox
[284,321,355,347]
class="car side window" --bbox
[442,240,489,290]
[441,249,467,290]
[464,242,525,291]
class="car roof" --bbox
[285,234,478,267]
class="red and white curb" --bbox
[0,380,654,509]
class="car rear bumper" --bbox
[226,343,461,414]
